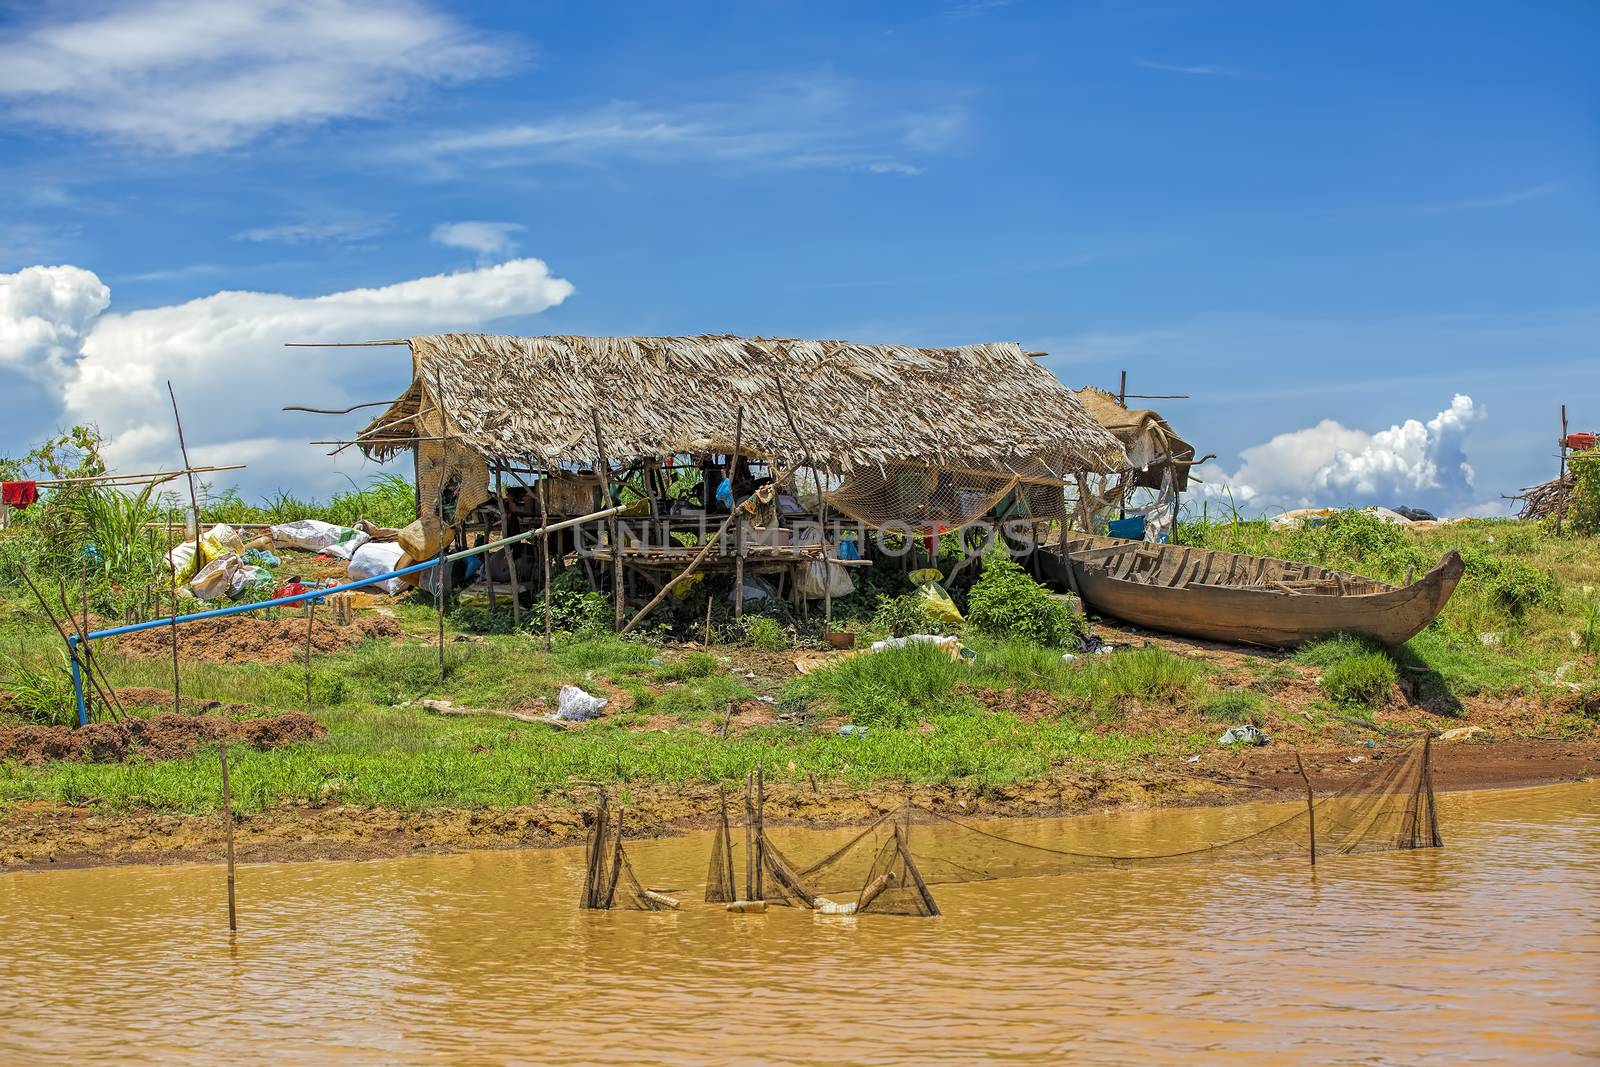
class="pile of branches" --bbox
[1511,472,1574,521]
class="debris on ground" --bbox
[114,614,403,664]
[0,712,326,765]
[1218,724,1271,747]
[555,685,608,721]
[1438,725,1489,741]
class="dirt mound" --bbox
[0,712,326,765]
[963,685,1064,723]
[114,614,403,664]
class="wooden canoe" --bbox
[1037,534,1464,649]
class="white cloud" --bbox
[405,84,961,177]
[1199,395,1486,515]
[0,0,517,152]
[1135,58,1256,79]
[0,258,574,495]
[236,218,390,244]
[0,265,110,379]
[431,221,525,258]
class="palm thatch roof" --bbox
[360,334,1127,477]
[1072,386,1195,491]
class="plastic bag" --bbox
[189,554,243,602]
[556,685,609,721]
[793,523,855,599]
[230,564,274,597]
[348,541,407,595]
[200,524,245,560]
[167,540,199,584]
[270,519,370,560]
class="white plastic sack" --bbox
[167,540,198,584]
[792,522,855,600]
[556,685,609,721]
[270,519,371,560]
[348,541,407,595]
[189,554,243,602]
[230,564,274,597]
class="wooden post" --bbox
[495,467,522,627]
[603,807,626,908]
[219,739,238,931]
[754,763,766,901]
[703,594,714,648]
[589,409,624,630]
[166,511,180,713]
[743,771,754,901]
[536,457,553,651]
[1556,405,1569,536]
[728,408,746,621]
[304,599,314,712]
[1294,750,1316,867]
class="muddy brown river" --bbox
[2,782,1596,1065]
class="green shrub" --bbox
[1570,453,1600,535]
[1487,561,1559,617]
[1199,691,1267,726]
[548,587,611,636]
[1319,653,1398,708]
[872,593,940,638]
[653,651,719,681]
[742,615,790,651]
[965,556,1085,647]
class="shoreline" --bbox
[3,737,1593,873]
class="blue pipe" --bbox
[68,635,87,727]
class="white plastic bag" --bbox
[199,524,245,559]
[348,541,407,595]
[189,554,243,602]
[792,523,855,599]
[270,519,370,560]
[167,540,198,584]
[556,685,609,721]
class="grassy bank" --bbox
[3,501,1597,821]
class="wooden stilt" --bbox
[536,456,554,651]
[754,763,765,901]
[1294,750,1316,867]
[728,408,746,621]
[219,739,237,931]
[590,410,624,631]
[304,599,314,712]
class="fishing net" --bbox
[826,460,1071,534]
[579,794,678,911]
[715,736,1440,917]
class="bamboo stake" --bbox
[604,807,626,908]
[1294,751,1316,867]
[728,408,746,621]
[20,572,124,724]
[754,763,765,901]
[703,594,714,648]
[1556,404,1569,536]
[219,738,238,931]
[167,513,181,715]
[590,409,624,630]
[304,599,314,712]
[166,382,206,570]
[743,771,754,901]
[536,458,553,651]
[495,467,521,626]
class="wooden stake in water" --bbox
[219,739,238,931]
[754,764,765,901]
[1294,750,1316,867]
[167,513,180,716]
[743,771,755,901]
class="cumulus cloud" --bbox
[0,265,110,380]
[0,0,516,152]
[431,221,525,258]
[1199,396,1485,515]
[0,258,573,493]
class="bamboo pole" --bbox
[167,513,180,715]
[590,409,624,630]
[304,599,314,712]
[1556,405,1569,536]
[24,464,245,488]
[536,458,553,651]
[728,408,746,621]
[603,807,626,908]
[20,572,124,724]
[703,593,714,648]
[494,467,521,626]
[743,771,754,901]
[754,763,765,901]
[166,382,206,569]
[219,739,238,931]
[1294,751,1316,867]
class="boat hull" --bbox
[1039,538,1463,648]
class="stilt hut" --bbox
[352,334,1127,628]
[1069,386,1196,542]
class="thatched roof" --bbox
[361,334,1127,477]
[1072,386,1195,491]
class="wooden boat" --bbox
[1037,534,1464,649]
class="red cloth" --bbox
[1565,432,1596,453]
[1,481,38,509]
[273,581,308,600]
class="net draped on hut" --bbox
[695,736,1441,917]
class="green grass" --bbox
[1199,691,1268,726]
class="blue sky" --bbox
[1,0,1594,514]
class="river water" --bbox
[2,782,1596,1065]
